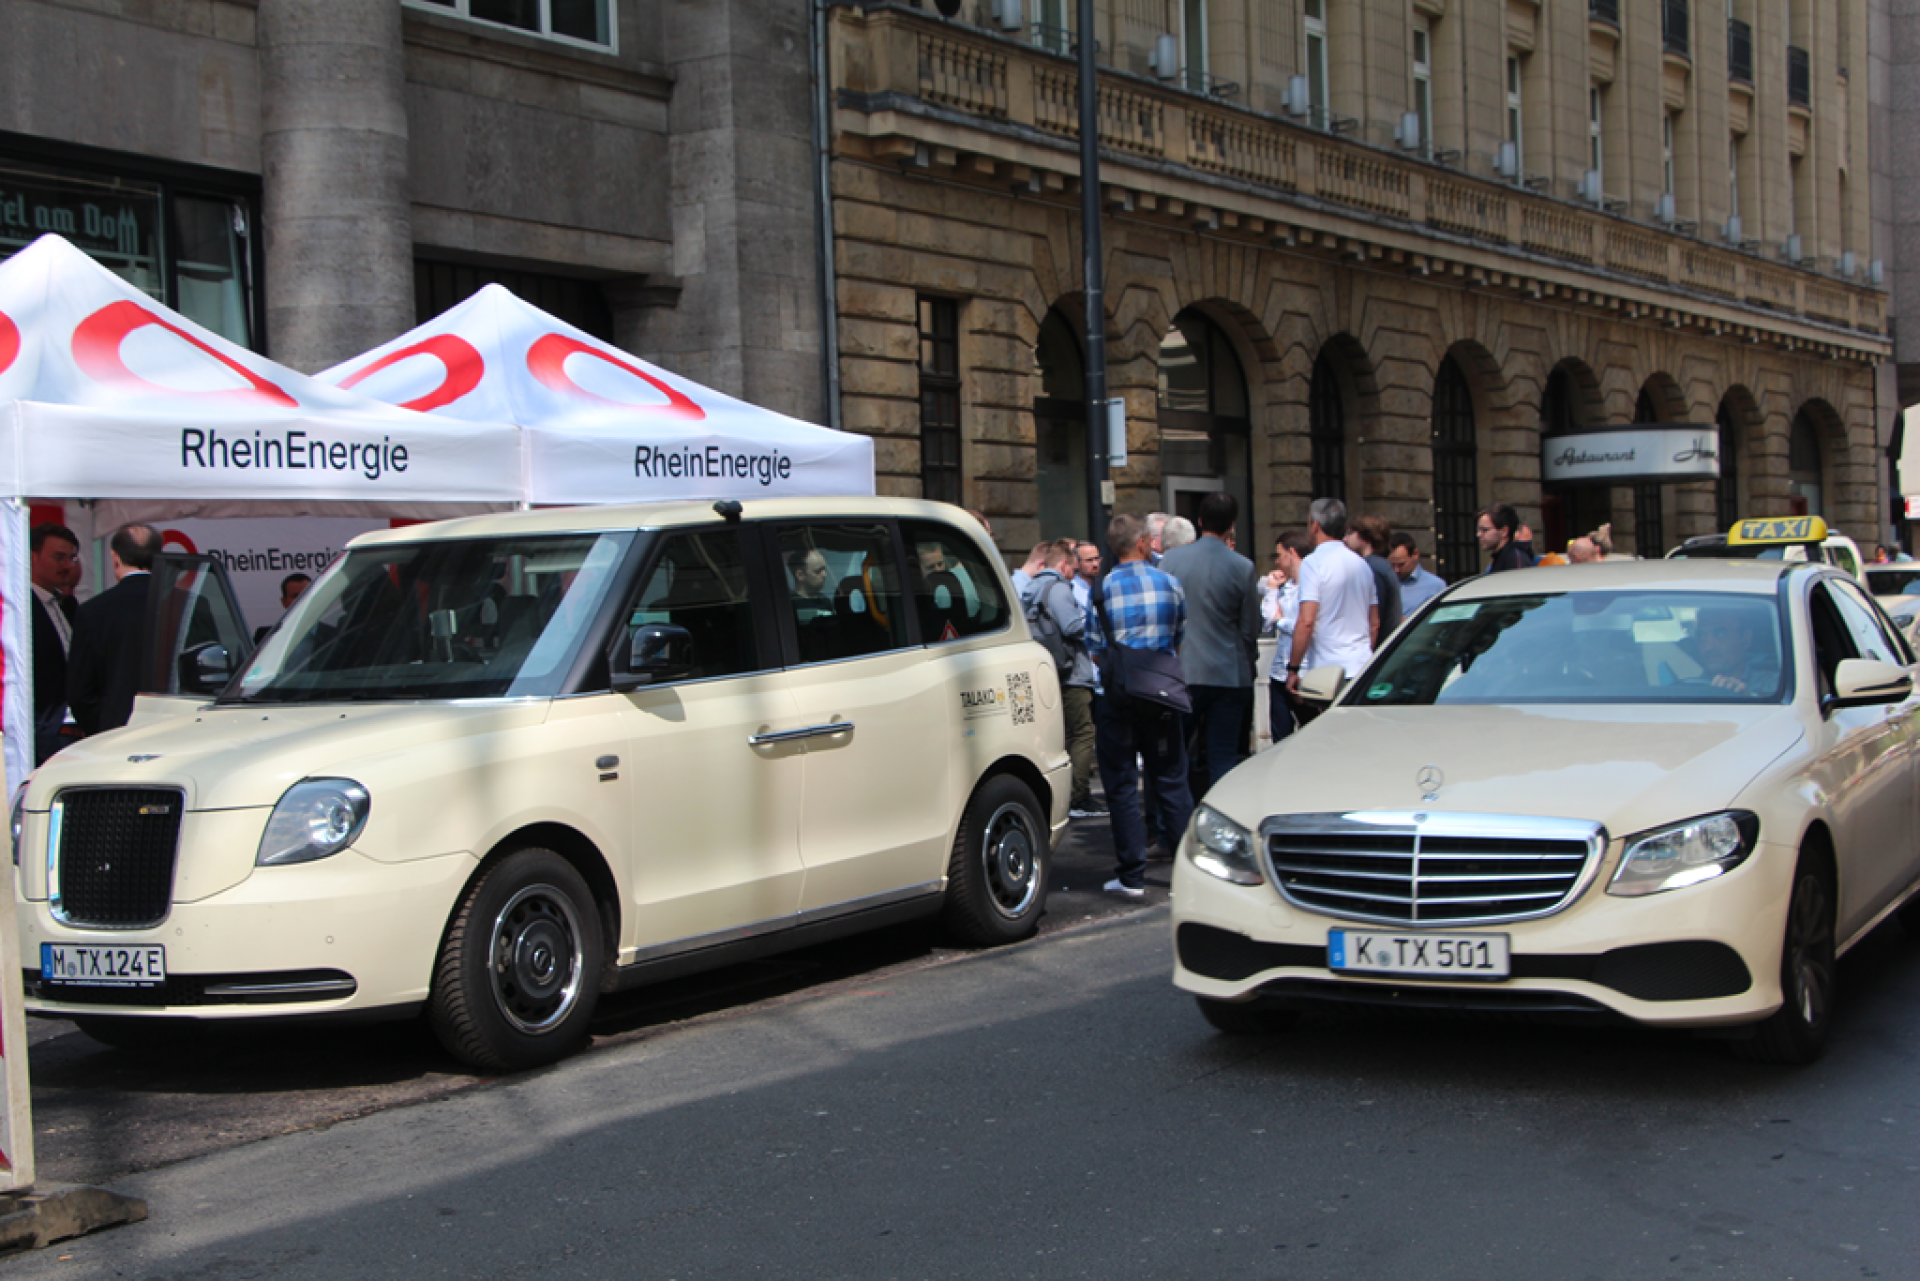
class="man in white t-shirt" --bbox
[1285,497,1378,699]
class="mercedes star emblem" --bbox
[1416,765,1443,798]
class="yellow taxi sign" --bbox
[1728,516,1828,546]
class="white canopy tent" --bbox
[0,234,525,793]
[318,283,875,504]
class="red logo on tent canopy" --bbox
[336,334,484,412]
[72,300,297,407]
[0,310,18,376]
[526,334,705,420]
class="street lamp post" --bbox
[1077,0,1111,550]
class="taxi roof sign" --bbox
[1728,516,1829,546]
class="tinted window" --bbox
[774,523,911,663]
[625,529,759,682]
[904,520,1011,643]
[1827,579,1911,666]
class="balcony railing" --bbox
[1728,18,1752,84]
[1589,0,1620,28]
[1662,0,1689,58]
[831,7,1888,338]
[1788,45,1810,107]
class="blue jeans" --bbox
[1093,693,1195,889]
[1187,684,1252,797]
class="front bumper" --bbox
[18,848,479,1020]
[1170,837,1797,1028]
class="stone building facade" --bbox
[1,0,1897,573]
[828,0,1893,570]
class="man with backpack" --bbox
[1024,539,1101,818]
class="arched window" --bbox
[1715,399,1741,529]
[1157,311,1252,528]
[1033,309,1088,538]
[1632,389,1663,555]
[1789,410,1824,516]
[1308,351,1346,504]
[1540,365,1609,554]
[1430,356,1477,581]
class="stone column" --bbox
[257,0,414,372]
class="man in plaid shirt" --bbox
[1087,512,1194,898]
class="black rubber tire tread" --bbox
[428,847,603,1073]
[941,774,1050,947]
[1195,995,1300,1036]
[1733,850,1836,1066]
[73,1015,196,1051]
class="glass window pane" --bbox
[777,524,910,662]
[471,0,539,33]
[550,0,609,42]
[626,529,759,681]
[907,520,1009,643]
[172,196,251,346]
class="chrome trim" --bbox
[747,720,855,746]
[1260,811,1608,928]
[621,881,942,966]
[201,978,357,998]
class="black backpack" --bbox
[1022,577,1071,672]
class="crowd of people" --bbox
[1018,498,1623,898]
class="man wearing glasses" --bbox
[1476,504,1536,574]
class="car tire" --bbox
[1194,995,1299,1036]
[428,847,604,1073]
[1733,851,1836,1066]
[941,774,1050,946]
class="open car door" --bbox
[129,553,254,726]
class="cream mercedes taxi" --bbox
[1174,548,1920,1064]
[16,498,1069,1070]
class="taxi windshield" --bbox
[224,531,634,703]
[1353,590,1790,707]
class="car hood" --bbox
[25,700,551,812]
[1209,703,1805,841]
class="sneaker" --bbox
[1069,799,1109,819]
[1103,878,1146,899]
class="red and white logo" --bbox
[526,334,705,420]
[72,300,297,407]
[336,334,485,412]
[0,309,18,377]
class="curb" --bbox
[0,1184,147,1256]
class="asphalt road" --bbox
[12,889,1920,1279]
[20,811,1163,1188]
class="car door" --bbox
[616,525,806,949]
[773,520,953,915]
[1805,578,1920,937]
[129,553,253,726]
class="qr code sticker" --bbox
[1008,671,1034,726]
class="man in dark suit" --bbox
[67,523,162,738]
[1158,493,1262,797]
[29,523,82,763]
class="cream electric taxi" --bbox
[1174,549,1920,1064]
[17,498,1070,1070]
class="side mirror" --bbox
[1295,665,1348,708]
[180,643,232,695]
[1826,657,1913,712]
[611,624,693,693]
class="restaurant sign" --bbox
[1542,425,1721,486]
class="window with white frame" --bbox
[1728,135,1740,221]
[1505,55,1524,170]
[1304,0,1329,130]
[1411,20,1432,156]
[1588,86,1604,187]
[1182,0,1209,92]
[1662,113,1676,202]
[406,0,613,49]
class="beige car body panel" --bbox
[1173,559,1920,1030]
[17,497,1070,1022]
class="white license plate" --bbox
[1328,929,1509,979]
[40,943,167,988]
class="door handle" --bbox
[748,720,856,746]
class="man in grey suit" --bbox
[1159,492,1262,797]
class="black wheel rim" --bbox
[980,801,1041,920]
[489,883,586,1035]
[1785,871,1834,1030]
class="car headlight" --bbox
[256,779,370,867]
[1608,811,1758,897]
[1189,805,1263,886]
[9,793,22,868]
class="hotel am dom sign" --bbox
[1541,425,1722,487]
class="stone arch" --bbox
[1788,397,1848,519]
[1634,372,1688,424]
[1714,385,1764,527]
[1152,301,1262,534]
[1306,331,1379,512]
[1538,358,1613,555]
[1032,300,1090,541]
